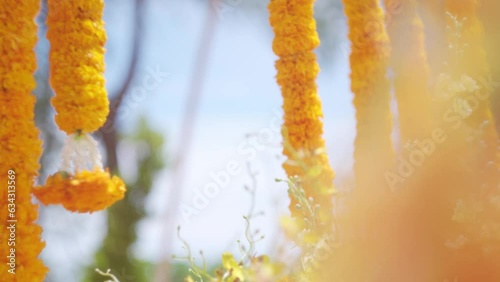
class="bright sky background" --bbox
[39,0,358,281]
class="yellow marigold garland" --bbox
[343,0,394,191]
[319,1,396,280]
[47,0,109,134]
[268,0,335,229]
[34,0,126,213]
[0,1,48,280]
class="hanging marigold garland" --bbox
[33,0,125,213]
[343,0,394,191]
[268,0,335,229]
[0,1,48,280]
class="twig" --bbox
[95,269,120,282]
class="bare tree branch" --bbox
[153,1,220,281]
[101,0,146,172]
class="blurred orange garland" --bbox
[343,0,394,191]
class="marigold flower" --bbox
[268,0,335,229]
[33,134,126,213]
[0,1,48,280]
[33,169,125,213]
[47,0,109,134]
[40,0,126,213]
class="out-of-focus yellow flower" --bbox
[280,216,301,240]
[222,253,244,282]
[34,168,125,213]
[248,255,286,282]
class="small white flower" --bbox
[60,133,103,173]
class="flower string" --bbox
[343,0,395,191]
[34,0,125,213]
[268,0,336,231]
[0,0,48,280]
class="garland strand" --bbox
[33,0,125,213]
[0,1,48,280]
[48,0,108,134]
[343,0,394,191]
[268,0,335,230]
[385,0,433,142]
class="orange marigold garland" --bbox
[343,0,394,191]
[33,0,125,213]
[0,0,48,280]
[47,0,108,134]
[320,1,396,280]
[268,0,335,230]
